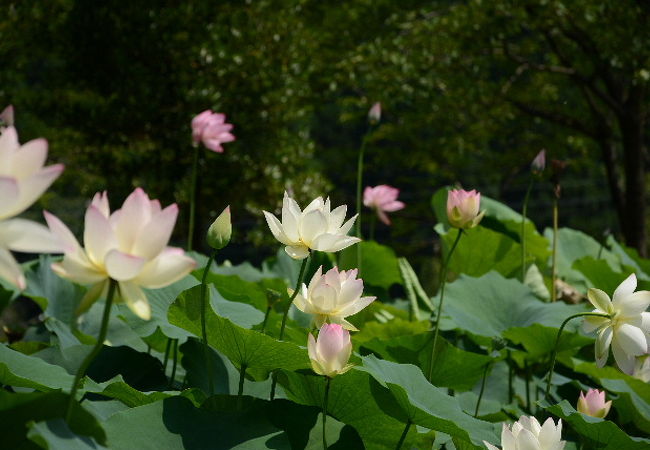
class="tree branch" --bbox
[506,97,598,138]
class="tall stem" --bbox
[162,337,172,373]
[237,364,247,410]
[355,129,371,271]
[322,377,331,450]
[200,250,217,395]
[507,350,513,404]
[544,312,610,398]
[521,178,534,282]
[66,279,118,423]
[395,421,411,450]
[525,360,531,412]
[551,198,559,302]
[270,255,310,400]
[187,145,200,252]
[170,339,178,388]
[474,361,491,417]
[428,229,463,381]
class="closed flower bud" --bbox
[368,102,381,124]
[446,189,485,229]
[531,149,546,175]
[577,389,611,419]
[308,323,353,378]
[0,105,14,128]
[207,206,231,250]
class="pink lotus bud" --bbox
[0,105,14,127]
[368,102,381,124]
[363,185,405,225]
[446,189,485,229]
[307,323,353,378]
[531,149,546,174]
[191,110,235,153]
[577,389,611,418]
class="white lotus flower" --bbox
[293,266,375,331]
[484,416,565,450]
[0,126,63,289]
[45,188,196,320]
[263,192,360,259]
[582,273,650,374]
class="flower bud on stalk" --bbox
[446,189,485,229]
[531,149,546,175]
[308,323,354,378]
[207,206,231,250]
[368,102,381,124]
[577,389,612,418]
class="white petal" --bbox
[615,323,647,356]
[595,326,613,367]
[0,218,61,253]
[281,198,301,242]
[44,211,81,254]
[616,291,650,317]
[263,211,292,245]
[0,247,25,289]
[339,215,357,235]
[0,176,19,219]
[52,259,106,285]
[311,234,360,253]
[303,196,324,213]
[587,288,611,313]
[539,418,562,449]
[515,429,541,450]
[3,164,64,217]
[84,205,118,266]
[299,209,327,246]
[104,249,145,281]
[133,247,196,289]
[613,273,637,303]
[91,192,110,218]
[11,138,47,179]
[328,205,347,230]
[285,244,309,259]
[131,204,178,259]
[337,295,376,317]
[114,188,151,252]
[118,281,151,320]
[611,336,637,374]
[582,315,608,334]
[0,126,19,171]
[337,278,363,306]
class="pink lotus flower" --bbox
[0,126,64,289]
[0,105,14,127]
[446,189,485,229]
[191,110,235,153]
[577,389,611,418]
[363,185,405,225]
[531,149,546,174]
[45,188,196,319]
[308,323,353,378]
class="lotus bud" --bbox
[0,105,14,127]
[368,102,381,124]
[191,110,235,153]
[531,149,546,175]
[577,389,611,418]
[446,189,485,229]
[307,323,353,378]
[207,206,232,250]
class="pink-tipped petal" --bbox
[134,248,196,289]
[104,249,146,281]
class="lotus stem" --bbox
[200,250,217,395]
[551,197,559,302]
[162,337,172,372]
[507,350,513,404]
[521,178,533,282]
[544,312,610,398]
[66,279,118,424]
[187,145,200,251]
[237,364,247,409]
[428,229,463,382]
[170,339,178,388]
[395,420,411,450]
[322,377,331,450]
[355,125,372,271]
[270,255,310,400]
[474,361,492,417]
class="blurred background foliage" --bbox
[1,0,648,269]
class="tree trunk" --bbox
[618,87,647,256]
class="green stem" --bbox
[238,364,247,409]
[507,350,513,404]
[322,377,331,450]
[270,255,310,400]
[260,307,271,334]
[163,338,172,372]
[474,361,491,417]
[170,339,178,388]
[188,145,200,252]
[200,250,217,396]
[551,197,559,302]
[521,178,534,282]
[395,420,411,450]
[355,128,371,271]
[525,360,531,412]
[544,312,610,398]
[66,279,118,424]
[428,228,463,382]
